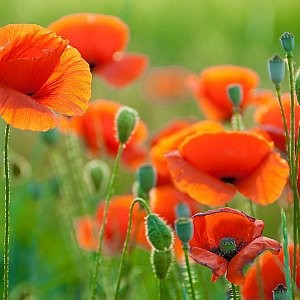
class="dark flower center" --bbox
[89,62,97,72]
[218,237,237,261]
[220,177,236,184]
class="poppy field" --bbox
[1,1,300,299]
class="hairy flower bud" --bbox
[150,249,172,279]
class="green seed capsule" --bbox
[175,218,193,244]
[268,54,285,86]
[151,249,172,279]
[227,84,243,107]
[280,32,295,54]
[136,164,157,194]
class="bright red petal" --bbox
[227,237,281,285]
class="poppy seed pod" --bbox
[40,128,60,146]
[272,284,288,300]
[175,202,191,218]
[280,32,295,54]
[227,84,243,107]
[175,217,193,244]
[115,106,138,144]
[268,55,285,86]
[146,214,173,251]
[150,249,173,279]
[136,164,157,195]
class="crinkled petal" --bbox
[227,236,281,285]
[236,152,289,205]
[35,45,92,116]
[189,247,228,281]
[166,150,236,206]
[0,85,57,131]
[96,53,148,87]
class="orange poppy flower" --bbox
[166,130,289,206]
[189,207,281,285]
[0,24,91,131]
[60,99,148,169]
[75,194,148,253]
[142,66,192,103]
[49,13,148,87]
[255,93,300,152]
[150,183,200,226]
[150,120,223,184]
[241,244,300,300]
[189,65,259,121]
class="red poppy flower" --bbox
[189,207,281,285]
[189,65,259,121]
[150,183,200,226]
[60,99,148,169]
[75,194,148,253]
[242,244,300,300]
[150,120,223,184]
[0,24,91,131]
[166,130,289,206]
[142,66,192,103]
[255,93,300,152]
[49,13,148,87]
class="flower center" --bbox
[89,62,97,72]
[219,237,237,260]
[220,177,236,184]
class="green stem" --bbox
[114,197,151,300]
[3,124,10,300]
[158,279,162,300]
[183,244,196,300]
[232,283,237,300]
[90,144,124,300]
[231,109,244,131]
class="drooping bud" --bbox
[150,249,173,279]
[115,106,138,144]
[268,54,285,86]
[272,284,288,300]
[175,202,191,218]
[136,164,156,195]
[175,218,193,244]
[146,214,173,251]
[83,160,110,194]
[280,32,295,54]
[295,68,300,105]
[40,128,60,146]
[227,84,243,107]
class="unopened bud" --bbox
[146,214,173,251]
[40,128,59,146]
[268,55,285,86]
[280,32,295,54]
[227,84,243,107]
[151,249,172,279]
[175,202,191,218]
[136,164,156,195]
[175,218,193,244]
[115,106,138,144]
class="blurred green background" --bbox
[0,0,299,299]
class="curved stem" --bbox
[3,124,10,300]
[183,244,196,300]
[114,197,151,299]
[90,144,124,300]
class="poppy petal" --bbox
[235,152,289,205]
[0,85,57,131]
[226,236,281,285]
[75,216,98,251]
[189,247,228,281]
[96,53,148,87]
[35,45,92,116]
[165,151,236,206]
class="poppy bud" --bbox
[175,217,193,244]
[150,249,173,279]
[227,84,243,107]
[115,106,138,144]
[295,69,300,105]
[136,164,156,195]
[146,214,173,251]
[83,159,110,193]
[280,32,295,54]
[268,54,285,86]
[40,128,59,146]
[272,284,288,300]
[175,202,191,218]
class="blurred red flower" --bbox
[189,208,281,285]
[241,244,300,300]
[166,130,289,206]
[188,65,260,121]
[49,13,148,87]
[60,99,148,169]
[0,24,91,131]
